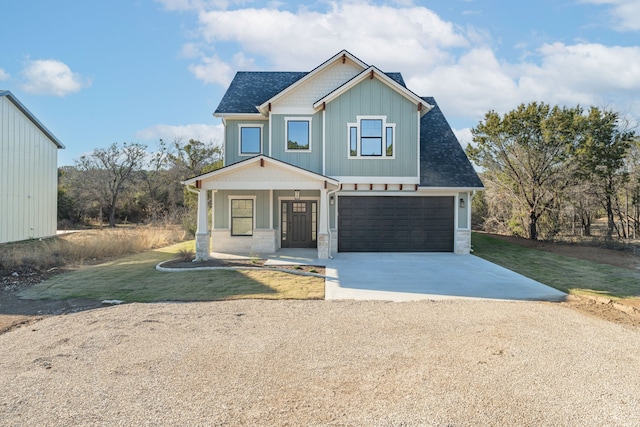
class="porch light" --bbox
[294,190,300,200]
[330,195,335,205]
[459,198,465,209]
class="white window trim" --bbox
[228,195,257,236]
[347,115,396,159]
[284,117,312,153]
[238,124,263,156]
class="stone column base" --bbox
[318,233,330,259]
[455,229,471,254]
[195,232,210,261]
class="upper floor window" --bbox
[239,124,262,155]
[348,116,395,158]
[285,117,311,151]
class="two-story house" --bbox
[183,50,483,260]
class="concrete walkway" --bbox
[324,253,566,302]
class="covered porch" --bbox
[182,156,339,261]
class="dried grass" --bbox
[0,226,186,271]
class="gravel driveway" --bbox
[1,299,639,426]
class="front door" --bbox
[281,200,317,248]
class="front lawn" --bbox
[19,241,324,302]
[472,233,640,300]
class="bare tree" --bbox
[75,142,147,227]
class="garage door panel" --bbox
[338,196,454,252]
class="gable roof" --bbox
[256,50,369,113]
[214,50,408,116]
[419,97,483,189]
[182,154,339,189]
[313,65,432,115]
[0,90,64,149]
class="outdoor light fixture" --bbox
[459,198,465,208]
[330,195,335,205]
[294,190,300,200]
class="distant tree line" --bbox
[466,102,639,241]
[58,139,222,232]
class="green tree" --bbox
[573,108,635,239]
[169,138,223,178]
[467,102,580,240]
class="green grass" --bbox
[472,233,640,300]
[19,241,324,302]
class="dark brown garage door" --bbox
[338,196,454,252]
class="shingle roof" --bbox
[0,90,64,148]
[215,72,307,114]
[215,71,406,115]
[419,97,483,188]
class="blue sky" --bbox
[2,0,639,166]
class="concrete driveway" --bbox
[325,253,566,302]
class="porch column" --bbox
[317,189,330,259]
[195,189,210,261]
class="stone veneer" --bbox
[211,229,276,255]
[455,229,471,254]
[317,233,330,259]
[195,232,210,261]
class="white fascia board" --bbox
[214,113,267,120]
[256,50,368,112]
[313,66,433,114]
[332,176,420,184]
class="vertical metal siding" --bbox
[0,97,58,243]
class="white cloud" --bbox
[165,2,640,128]
[0,69,9,81]
[580,0,640,31]
[135,123,224,146]
[518,43,640,105]
[21,59,91,96]
[409,42,640,123]
[185,2,469,85]
[188,55,234,86]
[452,128,473,149]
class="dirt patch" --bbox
[0,265,104,334]
[160,258,326,275]
[486,233,640,327]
